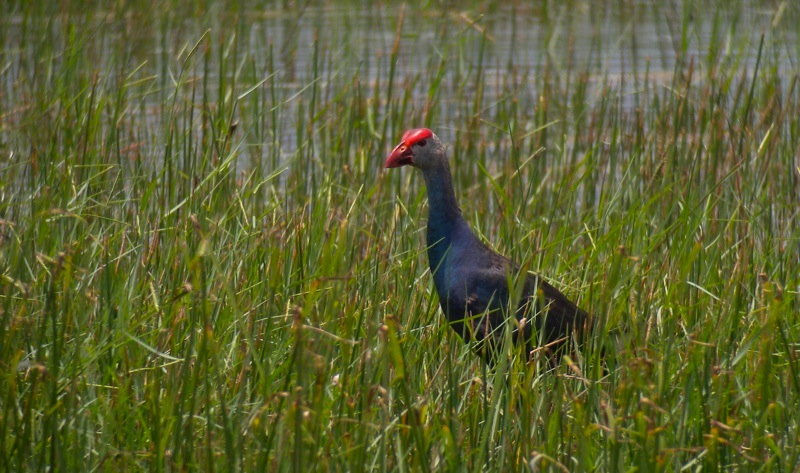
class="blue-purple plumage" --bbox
[386,128,589,363]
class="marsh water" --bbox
[2,2,798,159]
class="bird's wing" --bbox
[442,256,517,354]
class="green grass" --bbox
[1,1,799,471]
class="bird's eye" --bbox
[417,139,427,147]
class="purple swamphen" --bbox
[385,128,590,364]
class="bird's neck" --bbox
[422,163,467,281]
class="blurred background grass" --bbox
[1,1,799,471]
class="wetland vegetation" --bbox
[1,1,799,471]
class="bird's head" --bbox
[384,128,445,170]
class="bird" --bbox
[385,128,590,364]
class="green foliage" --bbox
[1,1,798,471]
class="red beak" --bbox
[385,141,414,168]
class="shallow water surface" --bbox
[1,2,797,161]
